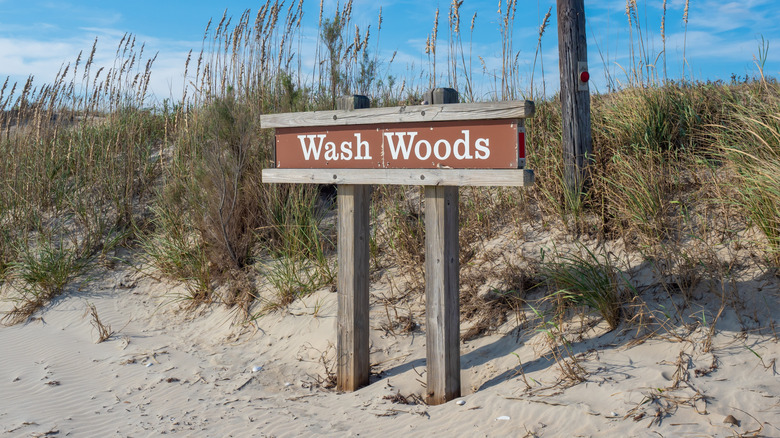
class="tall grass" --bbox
[598,149,675,243]
[0,35,162,321]
[713,95,780,263]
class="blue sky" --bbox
[1,0,778,102]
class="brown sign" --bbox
[274,119,524,169]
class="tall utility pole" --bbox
[557,0,592,199]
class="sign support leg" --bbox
[424,185,461,405]
[337,184,371,392]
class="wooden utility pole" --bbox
[557,0,592,198]
[336,95,371,392]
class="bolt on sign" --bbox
[274,119,526,169]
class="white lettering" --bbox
[324,141,338,160]
[453,130,473,160]
[475,137,490,159]
[385,131,417,160]
[297,134,326,160]
[340,141,353,160]
[415,139,432,160]
[355,133,372,159]
[434,139,451,160]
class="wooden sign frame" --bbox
[262,100,535,184]
[260,93,534,405]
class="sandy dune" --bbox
[1,252,779,437]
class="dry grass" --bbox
[84,302,113,343]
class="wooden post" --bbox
[424,88,461,405]
[336,95,371,392]
[424,88,458,106]
[557,0,592,198]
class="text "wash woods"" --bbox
[273,119,524,169]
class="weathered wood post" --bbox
[336,95,371,392]
[557,0,592,198]
[423,88,461,405]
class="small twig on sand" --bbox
[731,407,764,437]
[85,302,113,343]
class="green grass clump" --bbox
[2,236,90,324]
[139,202,211,301]
[261,184,335,308]
[541,246,632,331]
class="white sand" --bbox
[1,253,779,437]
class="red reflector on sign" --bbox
[518,131,526,159]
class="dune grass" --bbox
[540,245,633,331]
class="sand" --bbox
[1,249,779,437]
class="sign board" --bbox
[274,120,526,169]
[261,100,534,186]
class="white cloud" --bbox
[0,30,197,105]
[686,0,778,33]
